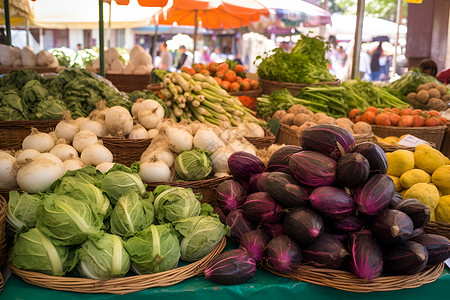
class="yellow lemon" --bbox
[399,169,431,190]
[430,209,436,221]
[403,183,440,210]
[432,165,450,195]
[414,146,445,174]
[436,195,450,223]
[383,137,399,145]
[444,156,450,165]
[387,150,415,177]
[388,175,403,192]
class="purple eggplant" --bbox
[216,180,246,214]
[260,222,284,239]
[283,206,324,245]
[394,198,430,229]
[239,230,270,264]
[266,145,303,174]
[213,205,227,224]
[371,209,414,244]
[309,186,356,220]
[204,249,256,285]
[354,174,395,216]
[248,172,270,193]
[265,235,302,273]
[226,209,256,242]
[228,151,265,189]
[303,233,348,269]
[383,241,428,275]
[333,215,365,233]
[352,142,388,174]
[289,151,336,187]
[411,233,450,265]
[241,192,285,224]
[348,229,383,281]
[263,172,309,208]
[335,153,370,188]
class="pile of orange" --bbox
[182,62,260,93]
[348,107,447,127]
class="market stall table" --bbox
[2,266,449,299]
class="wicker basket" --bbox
[0,195,7,271]
[259,78,340,96]
[439,123,450,158]
[105,74,151,93]
[229,87,263,98]
[245,128,276,149]
[0,120,60,150]
[145,176,232,206]
[100,137,152,167]
[0,271,4,294]
[375,141,437,153]
[9,237,226,295]
[424,220,450,239]
[265,263,444,293]
[371,125,447,150]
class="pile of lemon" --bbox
[387,144,450,222]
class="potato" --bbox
[335,117,354,128]
[353,121,372,134]
[436,85,447,95]
[280,113,295,125]
[288,104,309,115]
[428,88,441,99]
[426,101,448,111]
[417,83,431,91]
[272,110,287,120]
[441,94,449,102]
[406,92,417,102]
[427,98,444,106]
[306,110,315,117]
[298,121,316,133]
[416,90,430,104]
[313,112,328,122]
[293,113,311,126]
[340,124,354,135]
[316,117,336,125]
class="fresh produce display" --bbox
[7,164,228,279]
[255,34,336,84]
[269,102,372,136]
[156,71,264,127]
[406,82,449,111]
[387,68,443,101]
[349,107,447,127]
[0,68,130,120]
[257,80,407,119]
[385,144,450,223]
[0,44,59,69]
[49,47,97,69]
[207,125,450,285]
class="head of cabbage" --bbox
[175,149,212,181]
[10,227,76,276]
[76,233,130,280]
[100,164,146,206]
[6,191,42,235]
[123,224,180,274]
[174,215,228,262]
[153,185,202,224]
[36,194,103,246]
[49,166,104,190]
[109,190,154,238]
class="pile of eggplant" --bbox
[204,124,450,285]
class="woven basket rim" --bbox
[229,87,263,97]
[245,127,276,142]
[264,262,444,293]
[9,237,226,295]
[145,175,233,189]
[371,124,447,131]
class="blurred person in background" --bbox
[370,42,383,81]
[159,42,173,71]
[419,59,438,76]
[210,47,225,63]
[176,45,193,70]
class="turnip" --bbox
[139,159,172,182]
[54,111,79,143]
[80,143,113,166]
[105,106,133,136]
[96,162,115,174]
[138,109,163,130]
[72,130,98,153]
[35,153,64,166]
[211,146,233,174]
[15,149,40,163]
[80,117,107,137]
[165,126,193,153]
[0,151,19,189]
[128,124,149,139]
[49,141,78,162]
[63,156,85,172]
[17,158,65,193]
[194,129,223,152]
[22,128,55,152]
[141,149,175,168]
[147,129,159,139]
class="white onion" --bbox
[139,160,172,182]
[80,144,113,166]
[141,149,175,167]
[128,124,149,139]
[240,142,257,156]
[138,109,163,130]
[245,123,265,138]
[72,130,98,153]
[80,119,107,137]
[226,139,245,153]
[194,129,224,152]
[16,149,40,163]
[166,127,193,153]
[63,158,85,172]
[96,162,115,174]
[55,119,79,143]
[22,128,55,152]
[17,158,65,193]
[35,153,63,166]
[105,106,133,135]
[0,151,19,189]
[138,100,164,119]
[147,129,159,139]
[219,127,246,144]
[210,146,233,173]
[49,144,78,161]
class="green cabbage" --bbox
[33,97,67,120]
[50,166,104,191]
[100,164,146,206]
[175,149,212,181]
[76,233,130,280]
[36,194,103,246]
[109,190,154,238]
[123,224,180,274]
[6,191,42,235]
[10,228,76,276]
[174,215,228,262]
[153,186,202,224]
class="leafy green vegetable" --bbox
[123,224,180,274]
[33,97,67,120]
[76,233,130,280]
[109,190,154,238]
[100,164,147,206]
[10,228,76,276]
[175,149,212,181]
[36,194,103,246]
[387,68,441,100]
[6,191,42,235]
[21,79,48,104]
[153,186,202,224]
[174,215,228,262]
